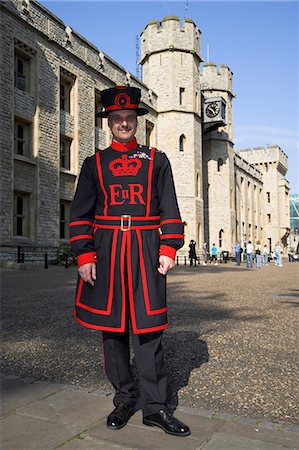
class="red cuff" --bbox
[77,252,98,267]
[159,245,176,260]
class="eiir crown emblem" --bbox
[109,154,142,177]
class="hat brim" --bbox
[96,107,149,118]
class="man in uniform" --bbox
[70,86,190,436]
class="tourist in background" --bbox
[263,244,269,266]
[274,241,283,267]
[255,241,262,268]
[234,241,241,266]
[211,243,218,265]
[188,240,197,266]
[202,242,209,266]
[246,241,253,268]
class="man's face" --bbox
[108,110,138,143]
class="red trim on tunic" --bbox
[120,231,127,331]
[160,219,183,226]
[70,235,93,243]
[136,229,167,316]
[133,323,168,334]
[107,229,118,315]
[126,232,138,332]
[69,220,94,227]
[146,147,155,216]
[74,312,125,332]
[159,245,176,260]
[95,152,109,215]
[76,230,118,316]
[160,234,184,240]
[77,252,98,267]
[111,139,138,152]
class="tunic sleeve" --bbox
[69,157,98,267]
[157,152,184,260]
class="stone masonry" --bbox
[0,1,290,262]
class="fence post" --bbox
[17,246,21,263]
[44,252,48,269]
[65,254,69,269]
[176,255,179,265]
[184,256,187,265]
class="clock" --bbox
[203,97,226,124]
[205,102,220,118]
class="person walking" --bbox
[274,241,283,267]
[202,242,209,265]
[188,240,197,266]
[255,241,262,268]
[70,86,190,436]
[234,241,241,266]
[211,243,218,265]
[263,244,269,266]
[246,241,253,268]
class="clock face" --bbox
[206,102,220,118]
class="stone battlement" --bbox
[140,16,201,62]
[2,0,156,107]
[200,62,234,95]
[239,145,288,172]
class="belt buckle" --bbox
[120,214,131,231]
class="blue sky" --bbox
[41,0,298,193]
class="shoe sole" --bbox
[143,418,191,436]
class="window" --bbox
[60,201,71,239]
[14,49,30,92]
[95,89,103,128]
[217,158,223,172]
[179,134,186,152]
[219,229,224,248]
[60,136,72,170]
[60,68,76,113]
[195,92,199,112]
[179,87,185,107]
[267,214,271,224]
[14,118,31,158]
[267,192,271,203]
[146,120,154,147]
[13,192,30,237]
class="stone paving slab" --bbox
[219,421,299,449]
[201,432,297,450]
[58,436,138,449]
[86,420,201,450]
[16,389,112,428]
[0,413,80,450]
[1,380,64,416]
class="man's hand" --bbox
[78,263,97,286]
[158,255,175,275]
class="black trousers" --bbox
[102,326,167,417]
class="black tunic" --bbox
[70,142,184,333]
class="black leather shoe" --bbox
[106,403,135,430]
[143,409,191,436]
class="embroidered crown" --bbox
[109,155,142,177]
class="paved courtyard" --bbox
[1,260,298,426]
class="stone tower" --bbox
[140,17,204,250]
[200,63,236,251]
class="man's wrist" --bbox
[77,252,98,267]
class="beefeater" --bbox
[69,86,190,436]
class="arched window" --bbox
[219,229,224,248]
[217,158,223,172]
[179,134,186,152]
